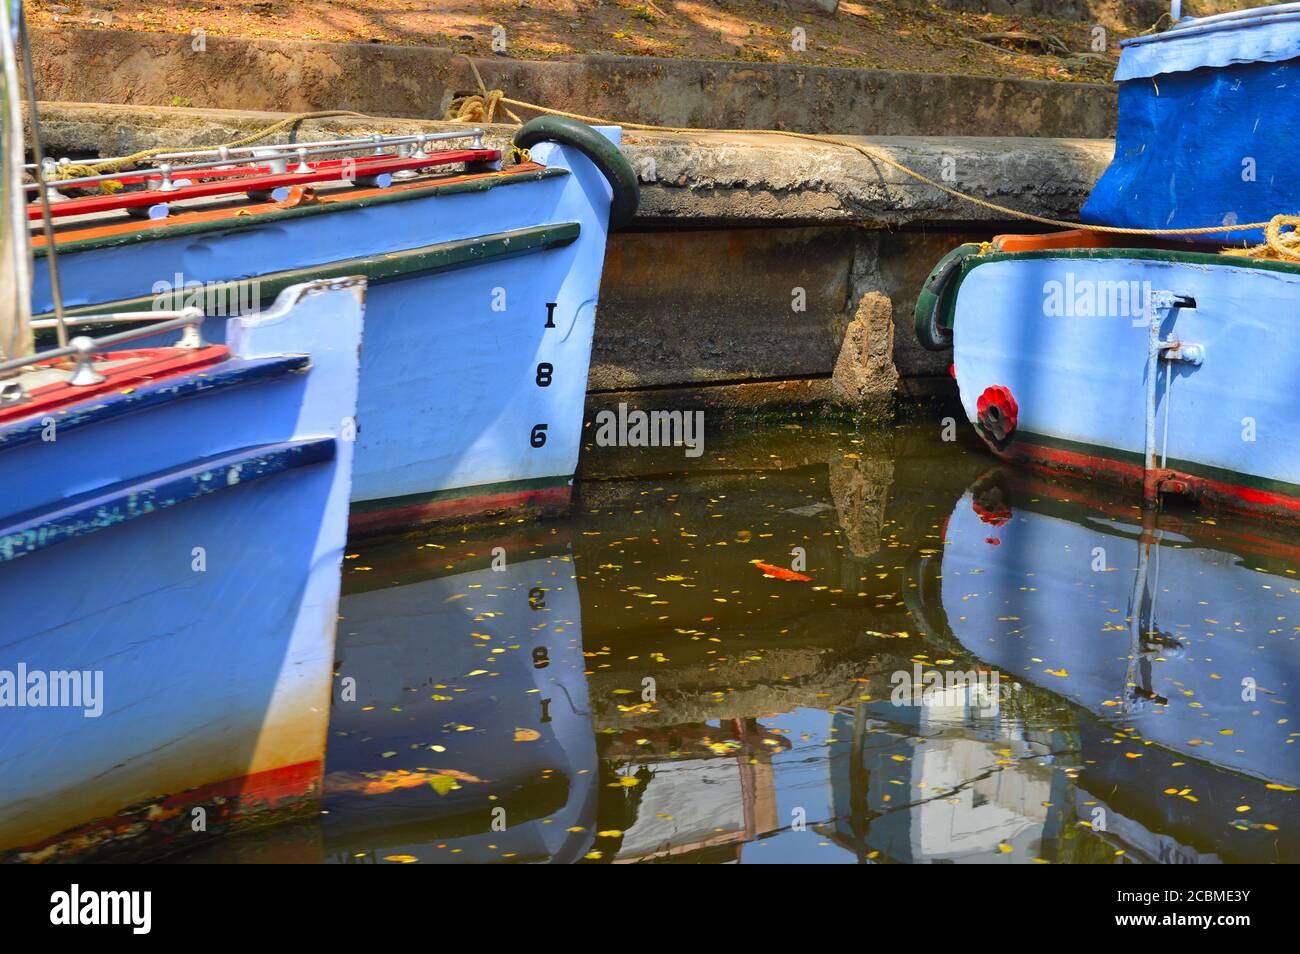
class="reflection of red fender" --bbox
[976,385,1018,443]
[971,497,1011,527]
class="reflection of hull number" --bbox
[532,303,559,450]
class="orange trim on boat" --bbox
[992,229,1126,252]
[992,229,1223,254]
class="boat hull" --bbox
[34,136,623,533]
[948,249,1300,518]
[0,280,364,861]
[901,468,1300,862]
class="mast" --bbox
[0,0,31,366]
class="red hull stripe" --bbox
[158,759,322,810]
[999,439,1300,520]
[349,484,572,534]
[11,759,321,860]
[1000,467,1300,564]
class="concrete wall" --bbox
[30,27,1116,139]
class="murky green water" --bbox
[180,412,1298,864]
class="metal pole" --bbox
[16,10,67,348]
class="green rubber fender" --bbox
[913,242,982,351]
[513,116,640,230]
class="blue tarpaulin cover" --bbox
[1080,6,1300,244]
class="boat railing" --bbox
[1169,3,1300,30]
[25,128,488,196]
[0,308,205,396]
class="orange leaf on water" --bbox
[753,561,811,582]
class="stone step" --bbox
[31,27,1116,139]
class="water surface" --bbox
[181,414,1298,864]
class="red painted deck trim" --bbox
[40,161,546,248]
[29,149,500,220]
[995,437,1300,521]
[349,484,572,534]
[0,345,230,424]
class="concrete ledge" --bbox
[623,128,1113,227]
[34,102,1114,229]
[31,27,1117,139]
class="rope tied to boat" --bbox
[442,57,521,125]
[444,55,1300,261]
[1226,213,1300,261]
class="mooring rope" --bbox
[441,56,1300,261]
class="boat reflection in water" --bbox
[324,530,598,863]
[829,468,1297,863]
[171,426,1297,863]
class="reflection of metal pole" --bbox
[849,703,869,864]
[1123,537,1150,714]
[1124,526,1170,714]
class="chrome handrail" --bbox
[150,128,485,162]
[0,307,204,382]
[23,128,487,194]
[1169,2,1300,30]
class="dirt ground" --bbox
[29,0,1137,83]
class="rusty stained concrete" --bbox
[592,225,989,408]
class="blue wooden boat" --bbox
[915,2,1300,521]
[898,468,1299,862]
[0,3,367,860]
[27,102,638,534]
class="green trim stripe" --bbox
[33,222,580,325]
[941,245,1300,334]
[974,246,1300,278]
